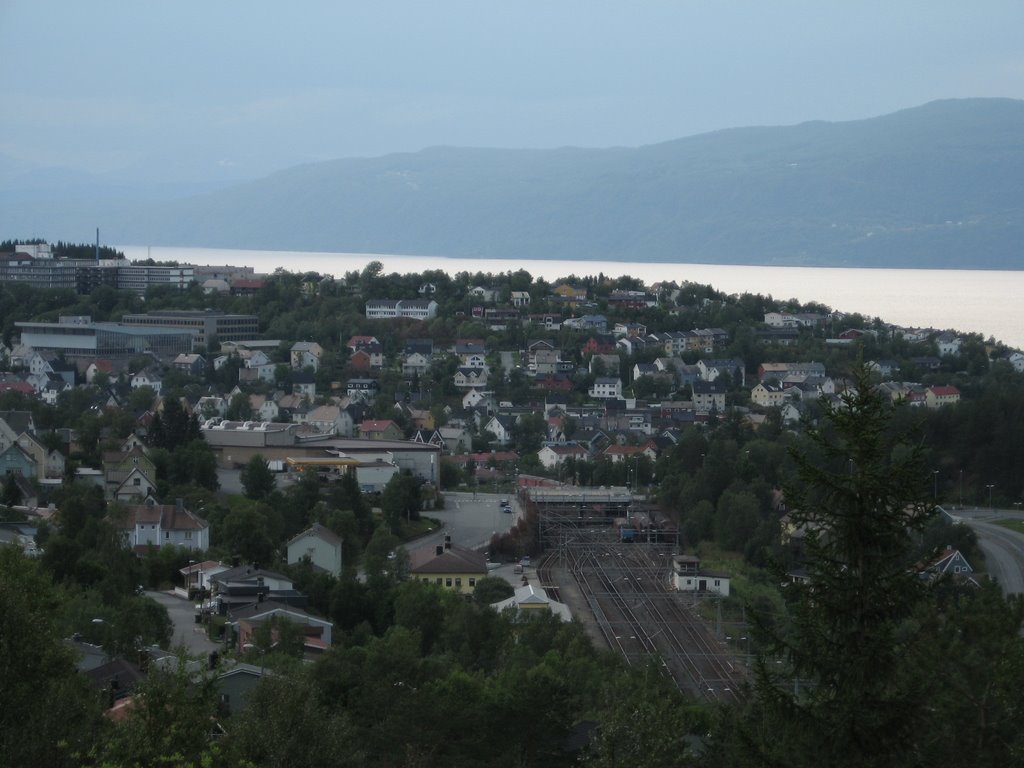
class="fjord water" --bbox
[120,246,1024,350]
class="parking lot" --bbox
[420,490,520,552]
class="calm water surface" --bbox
[119,246,1024,350]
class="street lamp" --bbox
[959,469,964,510]
[932,470,939,502]
[987,484,995,512]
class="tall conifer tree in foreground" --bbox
[718,366,934,767]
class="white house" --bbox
[130,370,163,396]
[672,554,730,597]
[120,497,210,552]
[462,388,493,410]
[365,299,438,321]
[286,523,343,577]
[537,444,589,469]
[692,381,727,414]
[454,368,488,390]
[459,352,487,369]
[935,332,962,357]
[589,377,622,399]
[402,351,431,377]
[484,415,515,446]
[764,311,800,328]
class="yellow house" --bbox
[925,385,961,409]
[553,283,587,304]
[409,537,488,594]
[751,381,786,408]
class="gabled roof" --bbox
[120,500,208,531]
[408,541,488,575]
[542,444,589,456]
[210,566,292,586]
[287,522,342,548]
[492,584,572,621]
[230,600,332,626]
[359,419,399,433]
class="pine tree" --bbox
[720,366,935,768]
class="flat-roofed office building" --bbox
[16,319,194,359]
[119,310,260,347]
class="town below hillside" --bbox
[3,241,1024,766]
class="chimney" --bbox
[435,545,444,556]
[176,497,184,512]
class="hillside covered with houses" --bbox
[2,249,1021,505]
[3,244,1024,766]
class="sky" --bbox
[2,1,1023,184]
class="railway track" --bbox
[539,543,746,703]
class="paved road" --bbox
[942,506,1024,594]
[146,590,222,656]
[962,520,1024,594]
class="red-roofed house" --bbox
[345,335,380,352]
[601,444,646,464]
[230,278,266,295]
[358,420,404,441]
[0,379,34,395]
[925,385,961,409]
[85,359,116,384]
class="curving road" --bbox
[964,520,1024,594]
[948,506,1024,594]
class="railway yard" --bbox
[536,537,748,704]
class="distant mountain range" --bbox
[4,98,1024,269]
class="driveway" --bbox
[146,590,222,656]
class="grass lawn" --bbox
[399,516,441,541]
[993,518,1024,535]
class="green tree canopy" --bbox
[241,454,276,500]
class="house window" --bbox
[435,578,442,585]
[455,578,462,588]
[445,578,452,587]
[185,531,192,540]
[164,531,169,539]
[468,578,476,587]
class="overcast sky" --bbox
[2,1,1022,183]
